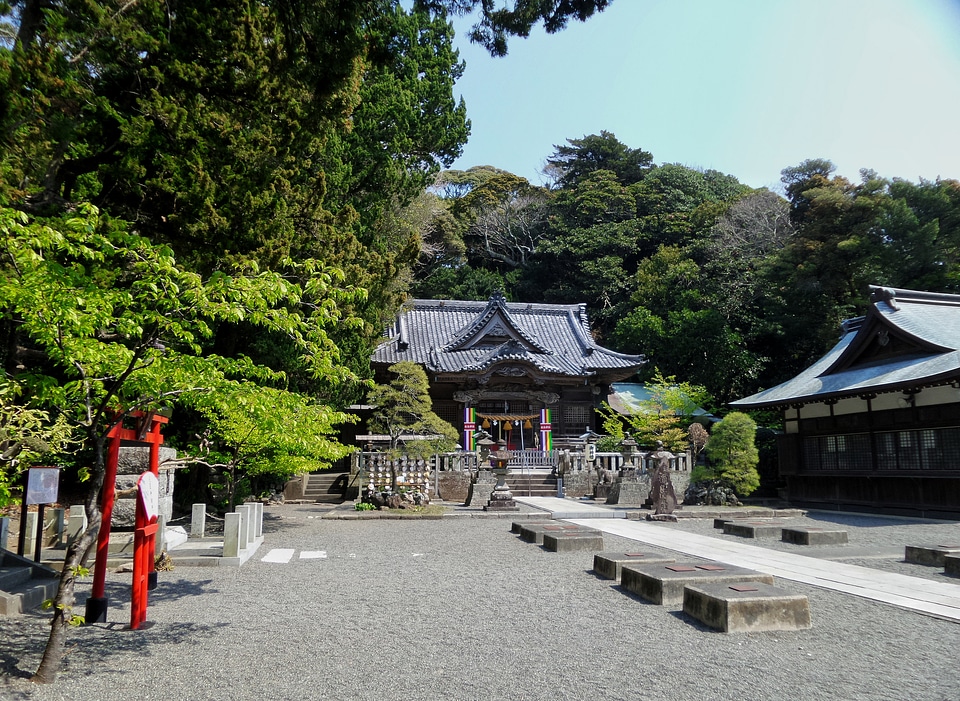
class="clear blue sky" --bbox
[447,0,960,191]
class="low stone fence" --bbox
[344,448,691,503]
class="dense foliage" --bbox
[0,0,613,681]
[415,133,960,407]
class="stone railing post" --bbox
[235,504,252,548]
[191,503,206,538]
[223,512,242,558]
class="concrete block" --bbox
[509,518,551,534]
[519,523,586,545]
[945,555,960,577]
[542,532,603,552]
[723,521,783,538]
[713,518,730,529]
[621,562,775,606]
[905,544,960,566]
[593,552,675,581]
[683,582,811,633]
[782,527,848,546]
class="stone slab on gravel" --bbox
[593,552,675,581]
[683,582,811,633]
[723,521,783,538]
[542,532,603,552]
[621,562,775,605]
[782,527,848,546]
[905,544,960,566]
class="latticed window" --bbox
[807,428,960,472]
[433,401,460,428]
[561,404,592,435]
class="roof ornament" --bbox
[870,286,900,311]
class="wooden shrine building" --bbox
[372,293,645,452]
[731,286,960,518]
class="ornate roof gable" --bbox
[822,286,954,375]
[441,291,551,354]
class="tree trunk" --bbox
[33,436,106,683]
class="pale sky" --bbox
[448,0,960,191]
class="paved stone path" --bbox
[517,497,960,623]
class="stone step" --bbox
[621,562,775,606]
[0,565,33,590]
[683,582,811,633]
[0,551,61,616]
[303,472,350,503]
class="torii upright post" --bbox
[85,411,168,624]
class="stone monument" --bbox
[647,441,678,521]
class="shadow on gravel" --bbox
[100,577,219,604]
[667,609,715,632]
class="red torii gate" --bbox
[85,411,168,628]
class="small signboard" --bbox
[138,472,160,522]
[25,467,60,505]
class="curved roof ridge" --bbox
[441,292,551,353]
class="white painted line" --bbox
[300,551,327,559]
[261,548,295,564]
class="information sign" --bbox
[26,467,60,505]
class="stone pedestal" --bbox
[605,476,648,506]
[484,468,518,511]
[466,469,497,507]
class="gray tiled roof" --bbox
[372,294,645,380]
[731,286,960,408]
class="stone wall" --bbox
[112,446,177,529]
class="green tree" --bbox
[598,369,711,452]
[703,411,760,496]
[545,130,654,188]
[367,361,458,459]
[0,205,359,682]
[0,378,75,505]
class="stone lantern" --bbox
[619,433,639,474]
[484,440,518,511]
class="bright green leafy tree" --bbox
[598,369,711,452]
[0,205,360,682]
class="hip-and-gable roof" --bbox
[731,285,960,409]
[373,293,645,381]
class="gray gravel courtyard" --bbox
[2,504,960,701]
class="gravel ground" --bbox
[2,504,960,701]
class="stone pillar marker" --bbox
[191,503,207,538]
[23,512,39,555]
[44,507,65,548]
[0,516,9,551]
[253,502,263,538]
[236,505,252,548]
[66,505,87,547]
[223,512,242,558]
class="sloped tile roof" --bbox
[731,285,960,408]
[373,295,645,380]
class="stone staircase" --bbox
[0,549,60,615]
[505,471,558,497]
[303,471,350,503]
